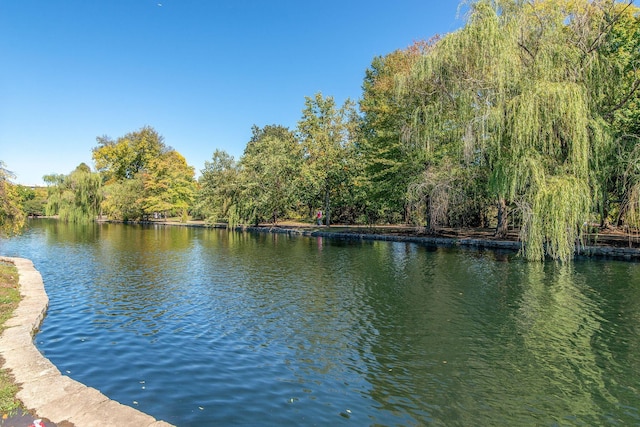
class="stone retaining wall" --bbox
[244,226,640,261]
[0,256,173,427]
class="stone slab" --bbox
[16,375,87,409]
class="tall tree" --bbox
[595,1,640,227]
[359,41,435,224]
[196,149,239,223]
[236,125,302,225]
[92,126,169,183]
[93,126,195,221]
[141,150,196,221]
[297,93,359,226]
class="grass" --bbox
[0,261,22,416]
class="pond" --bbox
[1,219,639,426]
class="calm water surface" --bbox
[1,219,639,426]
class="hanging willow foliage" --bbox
[521,175,592,261]
[396,0,634,261]
[507,82,591,175]
[46,166,103,224]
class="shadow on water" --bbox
[0,220,639,426]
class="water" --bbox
[1,219,639,426]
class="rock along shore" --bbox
[131,220,640,261]
[0,256,174,427]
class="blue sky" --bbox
[0,1,465,185]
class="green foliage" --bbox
[298,93,360,226]
[0,162,26,236]
[92,126,169,183]
[359,42,432,223]
[141,151,196,221]
[45,164,103,223]
[195,149,239,223]
[521,176,592,261]
[407,160,491,228]
[235,125,302,225]
[397,0,639,261]
[101,178,145,221]
[92,127,196,221]
[16,185,46,217]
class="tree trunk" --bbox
[425,195,432,231]
[324,188,331,227]
[599,187,611,229]
[495,197,508,238]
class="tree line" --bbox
[2,0,639,261]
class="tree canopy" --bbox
[394,0,640,260]
[236,125,302,225]
[298,93,360,226]
[93,126,169,183]
[196,149,239,223]
[44,163,103,224]
[92,127,196,221]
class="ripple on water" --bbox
[2,222,639,426]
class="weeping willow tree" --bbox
[399,0,635,261]
[45,163,103,224]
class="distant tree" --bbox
[236,125,302,225]
[359,41,435,224]
[92,126,169,183]
[45,163,103,223]
[141,150,196,221]
[297,93,359,226]
[100,178,145,221]
[93,126,196,221]
[0,161,26,235]
[196,149,239,223]
[17,185,47,217]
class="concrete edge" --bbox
[0,256,174,427]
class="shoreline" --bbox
[0,256,173,427]
[249,225,640,261]
[98,219,640,262]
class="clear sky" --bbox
[0,0,466,186]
